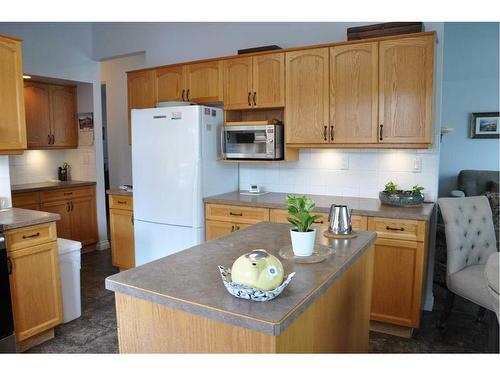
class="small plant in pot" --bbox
[379,182,425,207]
[286,195,322,256]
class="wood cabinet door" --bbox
[49,85,78,148]
[285,48,330,144]
[223,56,253,110]
[0,35,26,152]
[128,70,156,144]
[205,220,250,241]
[252,53,285,108]
[70,196,98,245]
[24,82,52,148]
[156,65,186,102]
[8,241,63,341]
[330,43,378,144]
[378,35,434,144]
[186,61,223,103]
[41,200,72,240]
[370,238,424,328]
[110,208,135,269]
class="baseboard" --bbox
[370,321,413,339]
[95,240,110,251]
[423,293,434,312]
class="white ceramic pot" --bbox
[290,228,316,256]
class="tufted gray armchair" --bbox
[438,196,498,323]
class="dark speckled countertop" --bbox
[0,208,60,231]
[106,222,376,336]
[11,180,96,193]
[204,191,435,221]
[106,189,132,197]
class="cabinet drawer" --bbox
[40,186,94,203]
[205,204,269,224]
[270,209,367,230]
[109,195,133,211]
[269,209,328,227]
[368,217,425,242]
[12,192,40,207]
[6,222,58,252]
[205,220,251,241]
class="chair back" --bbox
[438,196,497,275]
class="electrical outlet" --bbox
[413,156,422,173]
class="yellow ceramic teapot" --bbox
[231,249,284,291]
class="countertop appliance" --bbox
[220,123,284,160]
[0,229,16,353]
[131,105,238,266]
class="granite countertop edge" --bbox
[106,189,133,196]
[203,193,435,221]
[11,180,96,193]
[105,230,376,336]
[0,208,61,231]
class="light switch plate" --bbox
[341,154,349,170]
[413,156,422,173]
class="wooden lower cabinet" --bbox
[110,207,135,270]
[205,220,250,241]
[109,194,135,270]
[6,222,63,343]
[12,186,98,246]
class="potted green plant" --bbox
[379,182,425,207]
[286,195,322,256]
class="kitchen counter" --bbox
[106,222,376,353]
[0,207,60,231]
[204,191,435,221]
[11,180,96,193]
[106,189,132,196]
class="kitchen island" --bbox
[106,222,376,353]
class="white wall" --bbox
[100,53,146,188]
[0,23,108,249]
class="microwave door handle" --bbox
[219,126,227,159]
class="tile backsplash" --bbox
[9,147,96,186]
[239,149,440,202]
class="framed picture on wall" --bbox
[470,112,500,139]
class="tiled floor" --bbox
[28,249,490,353]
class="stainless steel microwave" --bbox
[220,124,284,160]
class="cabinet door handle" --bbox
[131,214,134,226]
[229,212,243,216]
[7,257,12,274]
[181,89,185,101]
[63,192,73,196]
[66,202,70,212]
[235,225,240,230]
[252,92,256,106]
[313,220,324,224]
[247,92,251,106]
[48,134,52,144]
[186,89,190,101]
[330,125,334,141]
[379,124,383,141]
[22,232,40,239]
[231,225,235,232]
[117,200,127,204]
[52,135,55,144]
[386,226,404,231]
[323,125,327,141]
[71,201,74,211]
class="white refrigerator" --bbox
[131,105,238,266]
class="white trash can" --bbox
[57,238,82,323]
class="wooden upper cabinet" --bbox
[156,66,185,102]
[330,42,378,144]
[24,82,51,148]
[0,34,26,153]
[378,35,434,144]
[23,82,77,149]
[252,53,285,108]
[127,70,156,144]
[50,85,77,147]
[285,48,330,144]
[223,56,253,110]
[185,61,223,103]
